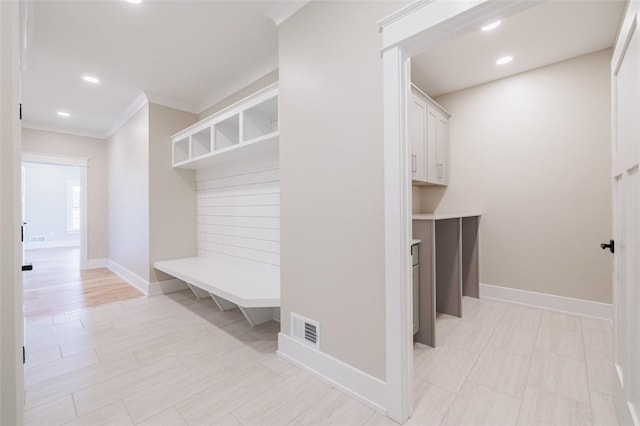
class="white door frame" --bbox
[610,1,640,424]
[378,1,538,422]
[21,152,89,270]
[0,0,24,423]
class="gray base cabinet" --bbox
[412,214,480,348]
[412,244,420,335]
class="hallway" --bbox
[23,247,143,319]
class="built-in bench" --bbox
[154,255,280,326]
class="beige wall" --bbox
[107,105,150,281]
[22,129,109,260]
[198,70,279,121]
[148,103,197,282]
[279,1,404,381]
[416,49,612,303]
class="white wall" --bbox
[22,128,109,260]
[22,162,80,248]
[279,1,404,381]
[416,48,612,303]
[108,105,150,281]
[148,103,197,283]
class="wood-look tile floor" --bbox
[23,248,143,319]
[24,293,618,425]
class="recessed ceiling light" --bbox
[82,75,100,84]
[496,56,513,65]
[57,111,71,118]
[481,21,501,31]
[124,0,142,4]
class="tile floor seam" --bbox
[171,404,190,425]
[513,306,542,425]
[121,399,136,426]
[437,304,505,425]
[580,314,597,423]
[70,392,79,420]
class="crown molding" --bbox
[21,121,106,140]
[104,92,148,139]
[194,53,278,114]
[264,0,310,26]
[144,92,199,114]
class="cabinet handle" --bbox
[412,155,417,173]
[437,163,443,178]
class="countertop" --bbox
[413,213,481,220]
[412,239,421,245]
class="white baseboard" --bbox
[25,240,79,250]
[106,260,191,297]
[84,258,108,269]
[277,333,387,415]
[107,260,150,295]
[148,278,188,296]
[480,283,612,321]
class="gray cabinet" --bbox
[412,244,420,335]
[412,214,480,347]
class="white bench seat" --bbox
[154,255,280,326]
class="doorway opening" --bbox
[380,1,623,423]
[21,153,88,318]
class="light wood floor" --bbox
[23,291,618,425]
[23,248,143,319]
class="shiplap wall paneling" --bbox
[196,167,280,267]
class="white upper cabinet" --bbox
[411,85,450,186]
[411,94,428,182]
[171,83,278,169]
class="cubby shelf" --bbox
[171,83,279,170]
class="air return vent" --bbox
[291,313,320,350]
[29,236,46,243]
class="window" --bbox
[67,180,80,233]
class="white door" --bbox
[611,4,640,424]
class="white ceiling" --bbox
[411,1,626,98]
[22,1,289,138]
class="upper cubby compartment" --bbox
[215,114,240,150]
[171,83,279,169]
[243,96,278,142]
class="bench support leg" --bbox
[209,293,237,312]
[238,307,274,327]
[187,284,210,299]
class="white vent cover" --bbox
[29,236,46,243]
[291,313,320,350]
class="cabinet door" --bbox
[426,106,448,185]
[413,264,420,334]
[426,108,438,183]
[435,112,448,185]
[411,95,428,183]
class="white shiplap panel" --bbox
[196,167,280,265]
[198,216,280,229]
[198,241,280,266]
[199,233,280,254]
[197,169,279,190]
[197,181,279,199]
[197,193,280,207]
[199,224,280,242]
[197,205,280,218]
